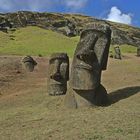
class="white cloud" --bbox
[0,0,59,12]
[27,0,54,11]
[0,0,13,11]
[0,0,88,12]
[62,0,88,10]
[106,6,132,25]
[0,0,89,12]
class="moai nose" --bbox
[50,59,61,80]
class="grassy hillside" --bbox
[0,26,79,57]
[0,55,140,140]
[0,26,137,57]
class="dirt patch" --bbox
[0,56,48,97]
[0,54,140,140]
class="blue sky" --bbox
[0,0,139,27]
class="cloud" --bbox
[62,0,88,10]
[106,6,132,24]
[0,0,13,11]
[0,0,59,12]
[0,0,88,13]
[27,0,56,11]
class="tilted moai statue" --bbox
[114,46,122,59]
[64,24,112,108]
[137,46,140,57]
[22,56,37,72]
[47,53,69,96]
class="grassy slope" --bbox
[0,56,140,140]
[0,26,137,57]
[0,26,79,57]
[0,27,139,139]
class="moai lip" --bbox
[64,24,112,108]
[47,53,69,96]
[114,46,122,59]
[22,56,37,72]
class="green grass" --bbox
[0,26,79,57]
[0,26,137,57]
[110,44,137,55]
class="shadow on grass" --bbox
[109,86,140,104]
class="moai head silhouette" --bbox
[47,53,69,96]
[137,46,140,57]
[114,46,122,59]
[22,56,37,72]
[65,24,112,108]
[71,24,111,90]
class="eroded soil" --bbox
[0,54,140,140]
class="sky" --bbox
[0,0,139,27]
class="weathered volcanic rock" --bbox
[0,11,140,47]
[47,53,69,96]
[137,47,140,57]
[114,46,122,59]
[64,24,111,108]
[22,56,37,72]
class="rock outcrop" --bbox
[0,11,140,47]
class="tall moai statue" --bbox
[64,24,112,108]
[47,53,69,96]
[114,46,122,59]
[137,46,140,57]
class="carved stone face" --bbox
[137,47,140,57]
[114,46,121,59]
[71,25,111,90]
[47,53,69,95]
[22,56,37,72]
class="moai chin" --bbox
[22,56,37,72]
[64,24,112,108]
[47,53,69,96]
[114,46,122,59]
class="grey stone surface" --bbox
[64,24,111,108]
[114,46,122,59]
[47,53,69,96]
[137,47,140,57]
[22,56,37,72]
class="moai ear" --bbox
[94,32,111,70]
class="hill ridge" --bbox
[0,11,140,47]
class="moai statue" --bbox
[22,56,37,72]
[64,24,112,108]
[137,46,140,57]
[114,46,122,59]
[47,53,69,96]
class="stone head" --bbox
[114,46,121,59]
[70,24,111,90]
[137,46,140,57]
[22,55,37,72]
[47,53,69,95]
